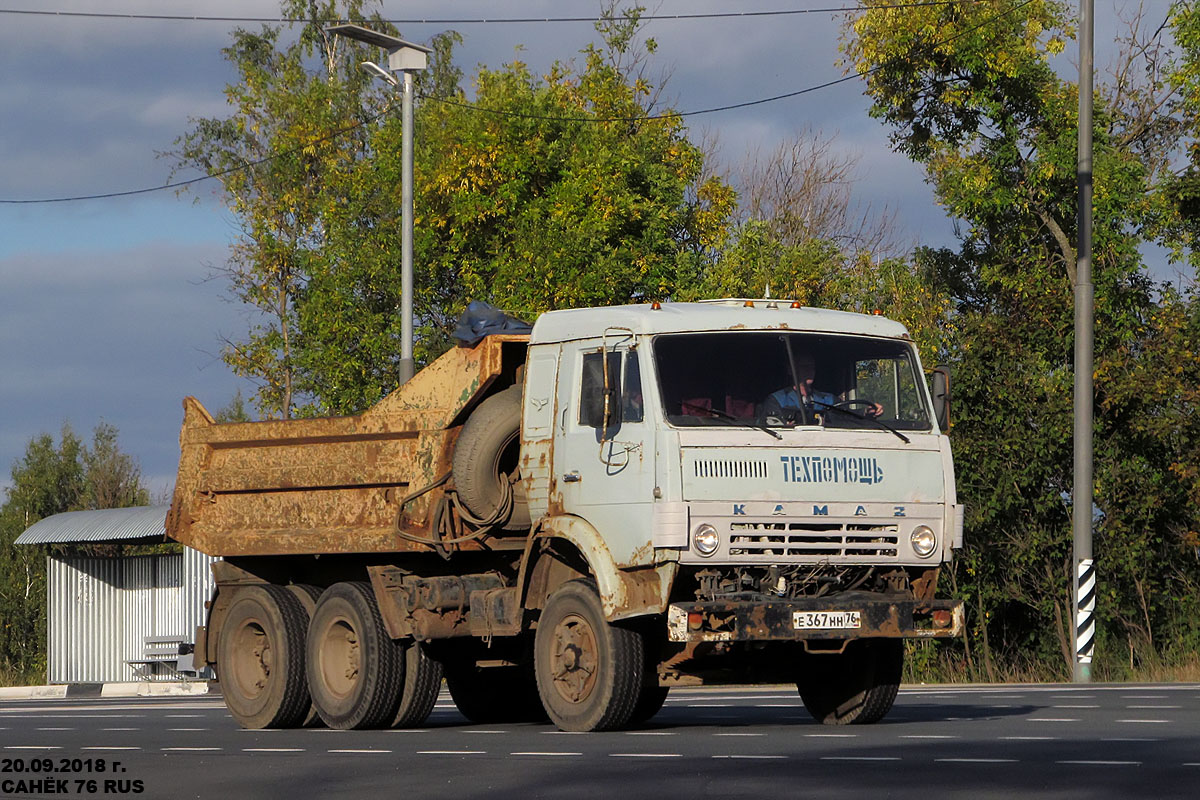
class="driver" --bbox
[762,352,882,425]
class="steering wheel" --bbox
[833,400,876,411]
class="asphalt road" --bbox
[2,683,1198,799]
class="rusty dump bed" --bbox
[166,335,529,557]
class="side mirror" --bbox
[931,365,951,431]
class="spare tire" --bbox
[453,385,530,531]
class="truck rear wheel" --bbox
[306,582,404,730]
[797,639,902,725]
[453,386,530,531]
[391,641,443,728]
[534,579,644,732]
[217,585,311,730]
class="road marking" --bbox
[1056,760,1141,766]
[463,730,507,734]
[1116,719,1169,724]
[900,735,957,739]
[1027,718,1079,723]
[162,747,221,752]
[936,758,1018,764]
[510,752,582,757]
[328,749,392,754]
[714,733,765,737]
[5,746,62,750]
[243,748,305,753]
[820,756,901,761]
[166,714,205,718]
[168,728,207,732]
[1102,738,1160,742]
[386,729,430,733]
[82,747,140,751]
[713,755,787,760]
[610,753,683,758]
[1051,694,1094,699]
[1121,695,1167,700]
[36,727,73,730]
[1126,705,1180,710]
[1052,705,1099,709]
[755,704,798,708]
[1001,736,1056,741]
[418,750,486,755]
[625,731,676,736]
[101,728,139,731]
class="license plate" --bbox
[793,610,861,630]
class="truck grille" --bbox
[729,522,899,559]
[693,459,769,479]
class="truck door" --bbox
[552,334,653,566]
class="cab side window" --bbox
[579,351,621,427]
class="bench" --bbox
[127,635,189,680]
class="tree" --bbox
[845,0,1200,678]
[0,424,149,684]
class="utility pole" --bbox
[326,24,431,385]
[1073,0,1096,683]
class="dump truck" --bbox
[167,299,964,732]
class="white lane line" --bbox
[900,735,957,740]
[328,749,392,754]
[101,728,139,731]
[1127,705,1180,710]
[386,729,430,733]
[1056,760,1141,766]
[243,748,305,753]
[36,727,73,731]
[165,714,205,718]
[1120,695,1167,700]
[1000,736,1057,741]
[1027,718,1079,723]
[463,730,507,734]
[511,752,582,757]
[1184,763,1200,767]
[714,733,765,737]
[625,732,676,736]
[936,758,1018,764]
[821,756,901,762]
[417,750,486,755]
[1116,719,1170,724]
[168,728,207,732]
[712,755,787,760]
[1102,738,1160,742]
[1052,705,1099,709]
[82,747,141,751]
[4,746,62,750]
[1051,695,1095,699]
[162,747,222,752]
[610,753,682,758]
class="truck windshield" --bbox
[653,332,933,432]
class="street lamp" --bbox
[327,24,431,385]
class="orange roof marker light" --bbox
[650,301,662,310]
[790,301,802,309]
[873,309,883,316]
[743,300,755,307]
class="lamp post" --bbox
[327,24,431,385]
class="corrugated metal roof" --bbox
[14,506,168,545]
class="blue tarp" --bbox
[451,301,533,346]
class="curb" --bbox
[0,681,216,700]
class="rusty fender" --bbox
[666,591,964,643]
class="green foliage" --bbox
[0,424,149,685]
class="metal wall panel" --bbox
[45,547,217,684]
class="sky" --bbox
[0,0,1166,499]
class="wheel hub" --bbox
[549,613,598,704]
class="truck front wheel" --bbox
[217,585,312,729]
[306,582,404,729]
[534,580,644,732]
[796,639,902,725]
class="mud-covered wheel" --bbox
[286,584,325,728]
[534,579,643,732]
[391,641,443,728]
[306,582,404,730]
[797,639,902,725]
[453,386,530,531]
[217,585,311,730]
[446,663,546,724]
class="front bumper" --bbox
[666,591,964,642]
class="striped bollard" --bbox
[1075,558,1096,680]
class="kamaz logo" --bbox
[779,455,885,485]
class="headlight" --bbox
[692,523,720,556]
[910,525,937,558]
